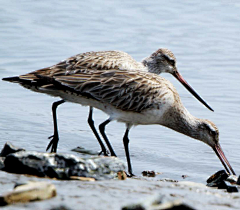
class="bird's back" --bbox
[71,50,143,70]
[27,68,178,112]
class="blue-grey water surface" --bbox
[1,0,240,183]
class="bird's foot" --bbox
[110,151,117,157]
[98,149,110,156]
[126,172,135,178]
[46,134,59,153]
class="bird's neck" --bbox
[162,106,202,141]
[141,60,157,73]
[141,59,166,75]
[133,61,147,72]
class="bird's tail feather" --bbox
[2,76,20,82]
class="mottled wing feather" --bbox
[70,51,141,70]
[10,52,172,112]
[53,70,168,112]
[16,50,141,83]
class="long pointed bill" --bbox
[173,71,214,112]
[213,143,236,175]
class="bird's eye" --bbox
[169,59,175,66]
[210,130,217,136]
[162,55,175,66]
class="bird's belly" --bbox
[115,109,166,125]
[57,90,169,126]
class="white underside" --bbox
[50,89,174,126]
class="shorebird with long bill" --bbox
[2,49,214,155]
[2,68,234,176]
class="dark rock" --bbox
[0,157,5,170]
[237,176,240,185]
[206,170,228,188]
[3,151,125,180]
[142,170,156,177]
[0,142,25,157]
[206,170,228,184]
[225,183,239,193]
[206,170,238,193]
[206,170,227,188]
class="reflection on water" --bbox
[1,0,240,183]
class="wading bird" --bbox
[3,49,214,155]
[2,69,234,176]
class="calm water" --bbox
[1,0,240,183]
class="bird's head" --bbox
[143,48,177,74]
[142,48,213,111]
[197,119,235,175]
[198,120,219,147]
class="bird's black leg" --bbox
[46,100,65,153]
[88,107,109,156]
[123,127,135,177]
[99,119,117,157]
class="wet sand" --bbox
[1,169,240,210]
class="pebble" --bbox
[182,175,188,179]
[226,175,238,184]
[117,171,127,180]
[142,170,156,177]
[0,142,25,157]
[0,181,56,206]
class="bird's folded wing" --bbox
[52,70,167,112]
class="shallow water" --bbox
[1,0,240,183]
